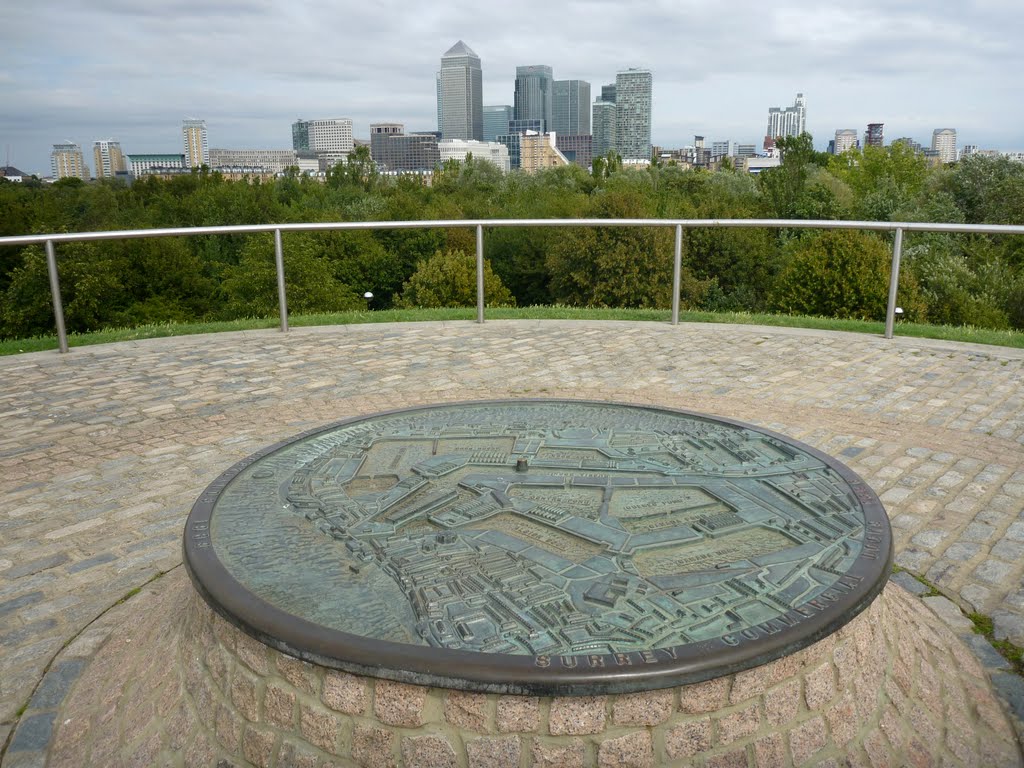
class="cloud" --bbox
[1,0,1021,175]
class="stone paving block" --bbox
[922,595,975,634]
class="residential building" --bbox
[483,105,512,142]
[518,132,568,173]
[438,139,510,173]
[209,149,297,174]
[711,140,735,158]
[743,155,782,174]
[92,140,127,178]
[615,69,652,161]
[735,144,757,158]
[514,65,553,132]
[893,137,924,154]
[766,93,806,142]
[834,129,858,154]
[291,118,354,156]
[592,101,616,159]
[51,142,89,180]
[438,41,483,141]
[0,166,26,182]
[182,118,209,168]
[932,128,957,163]
[865,123,884,148]
[552,80,591,136]
[555,134,593,169]
[127,154,186,177]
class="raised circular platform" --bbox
[184,400,893,694]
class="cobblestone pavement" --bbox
[1,320,1023,757]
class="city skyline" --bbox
[4,0,1023,176]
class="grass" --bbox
[1,306,1022,356]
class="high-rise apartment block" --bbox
[766,93,806,141]
[291,118,354,156]
[615,69,652,161]
[834,129,858,155]
[50,142,89,180]
[518,132,568,174]
[182,119,209,168]
[483,106,512,143]
[514,65,554,132]
[438,41,483,141]
[92,140,127,178]
[865,123,884,148]
[932,129,957,163]
[552,80,591,136]
[592,101,617,159]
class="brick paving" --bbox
[0,320,1022,762]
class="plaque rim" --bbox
[182,399,893,695]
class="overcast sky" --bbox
[3,0,1023,176]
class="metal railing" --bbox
[3,218,1024,353]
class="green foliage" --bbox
[771,230,926,321]
[396,249,515,308]
[221,236,362,318]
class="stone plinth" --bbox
[44,569,1023,767]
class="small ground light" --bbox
[363,291,373,310]
[895,307,904,322]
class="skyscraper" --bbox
[552,80,591,136]
[438,41,483,141]
[592,101,616,159]
[601,83,617,104]
[92,140,126,178]
[483,106,512,143]
[766,93,806,141]
[615,69,652,161]
[50,142,88,180]
[514,65,554,132]
[834,129,858,154]
[865,123,884,148]
[932,129,957,163]
[182,118,209,168]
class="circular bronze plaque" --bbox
[184,400,892,694]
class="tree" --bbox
[770,230,926,321]
[220,235,362,318]
[395,249,515,308]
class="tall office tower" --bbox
[615,68,652,161]
[370,123,405,165]
[932,128,957,163]
[292,119,354,155]
[50,142,89,180]
[601,83,617,104]
[514,65,554,132]
[182,118,209,168]
[552,80,591,136]
[372,129,440,173]
[483,105,512,142]
[592,101,617,158]
[834,129,858,154]
[439,41,483,141]
[92,140,126,178]
[766,93,806,141]
[865,123,884,148]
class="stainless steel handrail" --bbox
[3,218,1023,353]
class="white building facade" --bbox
[931,129,957,164]
[834,129,858,155]
[438,139,510,173]
[50,142,89,180]
[209,149,298,173]
[766,93,806,140]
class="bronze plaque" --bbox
[184,400,891,694]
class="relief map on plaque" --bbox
[201,402,884,661]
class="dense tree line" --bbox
[2,138,1023,340]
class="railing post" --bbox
[45,239,69,354]
[274,228,288,333]
[671,225,683,325]
[476,224,485,324]
[884,227,904,340]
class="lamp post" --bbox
[363,291,373,312]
